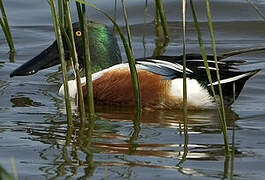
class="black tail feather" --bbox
[214,69,260,105]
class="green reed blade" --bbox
[114,0,118,25]
[190,0,223,138]
[0,164,15,180]
[58,0,64,24]
[82,5,95,117]
[10,157,17,180]
[182,0,187,117]
[128,110,142,154]
[121,0,133,50]
[190,0,230,155]
[177,0,189,167]
[153,0,169,57]
[76,2,82,22]
[142,0,148,57]
[47,0,72,125]
[120,0,142,111]
[76,3,95,117]
[229,123,235,179]
[190,0,216,99]
[205,0,229,155]
[221,47,265,58]
[177,119,189,166]
[247,0,265,21]
[0,0,15,53]
[63,0,86,121]
[75,0,142,111]
[154,0,169,40]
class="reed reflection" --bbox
[20,104,240,179]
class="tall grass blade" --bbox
[121,0,133,50]
[177,121,189,166]
[10,157,17,180]
[113,0,118,26]
[120,0,142,111]
[129,111,141,154]
[177,0,189,167]
[190,0,229,153]
[230,123,235,179]
[75,0,142,111]
[58,0,63,24]
[63,0,86,121]
[247,0,265,20]
[47,0,72,125]
[142,0,148,57]
[154,0,169,40]
[182,0,187,118]
[78,115,95,176]
[190,0,217,103]
[0,164,15,180]
[153,0,169,56]
[205,0,229,155]
[0,0,15,53]
[9,51,14,63]
[221,47,265,58]
[76,3,95,117]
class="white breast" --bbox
[58,63,131,99]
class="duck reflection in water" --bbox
[21,107,239,179]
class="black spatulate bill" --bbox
[10,41,67,77]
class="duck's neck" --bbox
[79,22,122,72]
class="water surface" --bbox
[1,0,265,179]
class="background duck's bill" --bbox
[10,41,65,77]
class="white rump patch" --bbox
[169,78,215,109]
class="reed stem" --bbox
[121,0,133,50]
[58,0,64,24]
[154,0,169,40]
[47,0,72,125]
[0,0,15,53]
[182,0,187,118]
[205,0,229,155]
[142,0,148,57]
[63,0,86,121]
[75,0,142,111]
[190,0,230,155]
[247,0,265,21]
[177,0,189,167]
[153,0,169,56]
[76,3,95,117]
[114,0,118,25]
[0,164,15,180]
[121,0,142,111]
[221,47,265,58]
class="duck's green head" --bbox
[10,21,121,77]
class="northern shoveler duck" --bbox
[10,21,260,110]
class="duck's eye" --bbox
[75,31,82,37]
